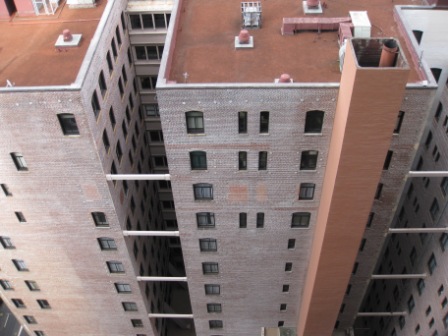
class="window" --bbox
[34,331,46,336]
[118,78,124,98]
[202,262,219,274]
[444,312,448,329]
[134,45,164,61]
[1,183,12,196]
[0,236,15,249]
[196,212,215,228]
[11,153,28,171]
[107,261,125,273]
[291,212,310,228]
[441,178,448,196]
[440,233,448,251]
[374,183,383,199]
[199,238,217,252]
[153,156,168,168]
[109,108,116,129]
[278,321,285,327]
[428,253,437,275]
[438,284,444,296]
[24,316,37,324]
[300,151,318,170]
[0,279,13,290]
[143,104,159,117]
[12,299,26,308]
[57,114,80,135]
[139,76,157,90]
[417,279,425,295]
[129,13,171,30]
[122,302,138,311]
[190,151,207,170]
[282,285,289,293]
[285,262,293,272]
[186,111,204,134]
[398,316,405,329]
[383,151,393,170]
[115,26,122,47]
[209,320,223,329]
[115,282,131,293]
[98,237,117,250]
[149,130,164,142]
[111,37,118,59]
[442,297,448,308]
[116,141,123,162]
[256,212,264,228]
[92,212,109,227]
[280,303,287,311]
[238,111,247,133]
[131,319,143,328]
[239,213,247,228]
[352,262,358,274]
[205,284,220,295]
[98,71,107,97]
[122,120,128,139]
[430,198,440,220]
[14,211,25,222]
[102,130,110,152]
[207,303,222,313]
[238,151,247,170]
[409,247,417,266]
[106,51,113,73]
[259,111,269,133]
[305,110,324,133]
[288,239,296,249]
[393,111,405,134]
[193,183,213,200]
[431,68,442,83]
[25,280,40,291]
[412,30,423,44]
[415,324,420,334]
[13,259,28,271]
[299,183,315,200]
[37,299,51,309]
[407,295,415,313]
[359,238,366,252]
[425,131,433,148]
[258,151,267,170]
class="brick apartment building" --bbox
[0,0,447,336]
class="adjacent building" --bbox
[0,0,447,335]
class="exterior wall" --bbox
[350,7,448,336]
[0,1,161,335]
[337,87,435,331]
[157,85,339,335]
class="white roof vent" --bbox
[349,11,371,38]
[55,29,82,47]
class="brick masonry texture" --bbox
[0,0,158,334]
[157,85,339,335]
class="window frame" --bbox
[205,284,220,295]
[304,110,324,133]
[199,238,218,252]
[300,150,318,170]
[202,262,219,274]
[115,282,132,293]
[299,183,315,200]
[190,151,207,170]
[57,113,80,136]
[92,212,109,228]
[186,111,204,134]
[10,152,28,171]
[238,111,248,133]
[98,237,117,251]
[238,151,247,170]
[0,236,15,249]
[258,151,268,170]
[193,183,213,200]
[13,259,28,271]
[291,212,311,228]
[107,261,125,274]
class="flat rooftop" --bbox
[167,0,425,84]
[0,1,106,87]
